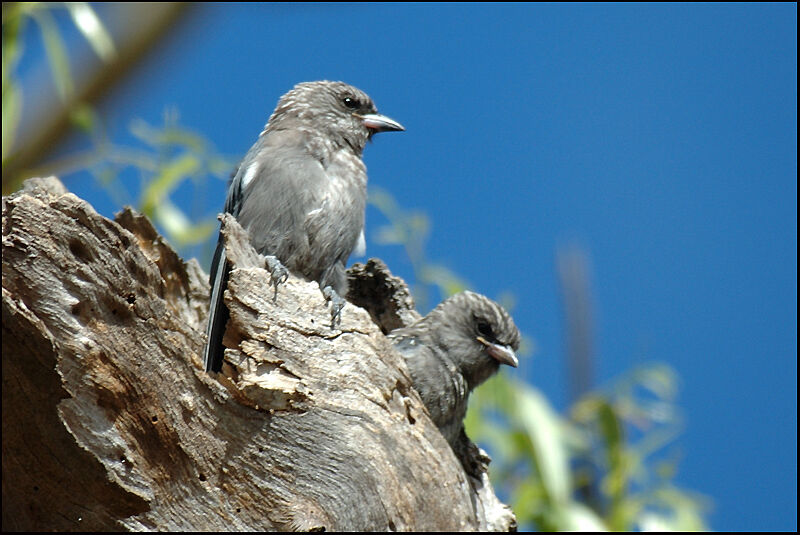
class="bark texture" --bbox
[1,177,515,531]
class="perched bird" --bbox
[204,81,404,372]
[390,291,521,475]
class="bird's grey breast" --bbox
[303,146,367,264]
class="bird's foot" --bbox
[455,435,492,478]
[322,286,345,329]
[264,256,289,301]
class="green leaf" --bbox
[70,102,98,133]
[639,486,711,531]
[140,153,200,216]
[32,8,73,101]
[373,224,407,245]
[66,3,115,62]
[419,264,470,297]
[556,501,608,531]
[2,3,26,89]
[2,80,21,160]
[130,118,209,152]
[152,202,217,246]
[512,383,571,506]
[635,363,678,400]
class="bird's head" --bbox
[265,81,404,154]
[425,291,521,389]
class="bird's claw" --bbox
[265,256,289,301]
[322,286,345,329]
[456,433,491,478]
[474,445,492,469]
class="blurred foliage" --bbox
[84,111,233,255]
[3,2,114,163]
[466,369,710,531]
[2,3,232,253]
[4,5,710,530]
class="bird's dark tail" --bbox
[204,237,230,372]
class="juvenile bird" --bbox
[204,81,404,372]
[390,291,521,476]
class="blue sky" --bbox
[17,3,797,531]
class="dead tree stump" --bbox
[2,177,515,531]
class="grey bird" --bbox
[204,81,404,372]
[390,291,521,475]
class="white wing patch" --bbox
[241,163,260,190]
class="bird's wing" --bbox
[205,133,329,371]
[232,134,333,269]
[203,235,229,372]
[394,335,465,435]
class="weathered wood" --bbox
[1,177,515,531]
[346,258,422,334]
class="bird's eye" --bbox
[343,96,359,109]
[477,320,494,340]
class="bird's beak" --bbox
[477,336,519,368]
[356,113,405,133]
